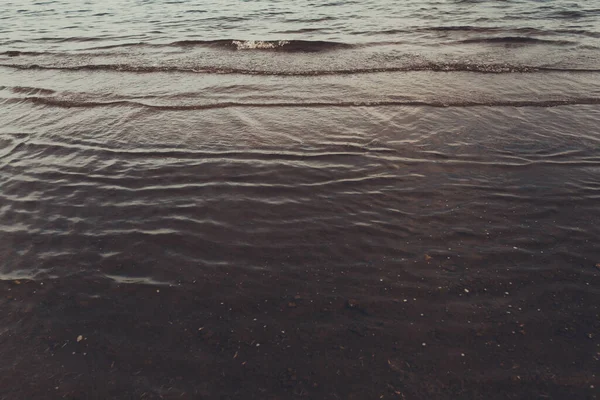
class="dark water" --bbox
[1,1,600,399]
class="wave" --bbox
[411,26,600,38]
[273,28,328,34]
[283,16,337,23]
[549,10,587,19]
[0,51,46,57]
[29,36,110,43]
[1,62,598,75]
[10,96,600,110]
[455,36,576,45]
[17,39,355,52]
[169,39,354,52]
[10,86,56,95]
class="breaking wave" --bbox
[169,39,355,52]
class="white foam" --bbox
[232,40,289,50]
[0,269,57,281]
[104,274,171,286]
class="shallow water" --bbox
[1,1,599,399]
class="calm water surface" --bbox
[1,1,599,399]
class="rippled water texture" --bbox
[1,1,599,399]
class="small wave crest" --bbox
[456,36,576,45]
[11,96,600,110]
[10,86,56,95]
[1,62,598,75]
[0,40,353,55]
[0,50,45,57]
[170,39,354,52]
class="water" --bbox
[1,1,599,399]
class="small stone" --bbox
[77,335,83,343]
[422,342,426,347]
[464,289,470,293]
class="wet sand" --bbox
[2,261,599,399]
